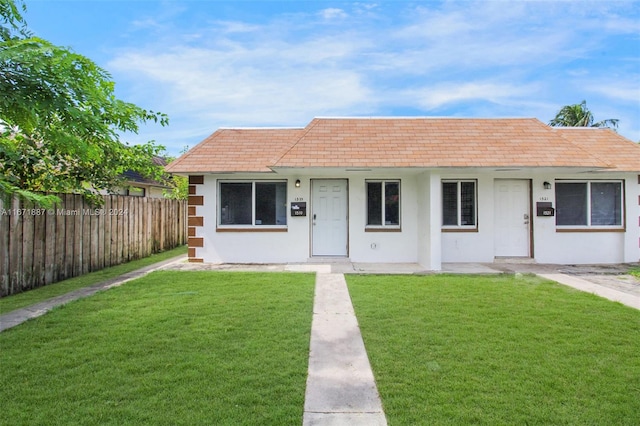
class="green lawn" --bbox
[347,274,640,426]
[0,271,315,425]
[0,245,187,313]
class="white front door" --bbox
[312,179,348,256]
[494,180,531,257]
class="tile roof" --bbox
[552,127,640,172]
[165,128,304,173]
[166,117,640,173]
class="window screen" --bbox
[255,182,287,225]
[219,181,287,226]
[367,182,382,226]
[366,181,400,227]
[590,182,621,226]
[442,182,458,226]
[555,183,587,226]
[556,181,622,227]
[220,183,252,225]
[442,180,476,227]
[385,182,400,225]
[460,181,476,226]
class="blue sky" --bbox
[24,0,640,155]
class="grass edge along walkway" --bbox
[0,246,187,330]
[0,271,316,425]
[347,273,640,426]
[0,245,187,313]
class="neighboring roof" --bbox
[123,156,170,187]
[165,117,640,173]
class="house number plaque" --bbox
[291,202,307,217]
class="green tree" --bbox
[0,0,169,206]
[549,100,618,129]
[162,146,190,200]
[162,174,188,200]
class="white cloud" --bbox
[320,8,348,20]
[213,20,264,34]
[586,79,640,104]
[387,3,586,73]
[110,42,374,143]
[405,81,538,111]
[130,18,164,30]
[107,1,640,152]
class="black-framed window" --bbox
[556,181,623,227]
[442,180,477,228]
[366,180,400,227]
[219,181,287,226]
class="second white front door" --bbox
[312,179,348,256]
[494,179,531,257]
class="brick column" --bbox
[187,175,205,262]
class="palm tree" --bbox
[549,100,618,129]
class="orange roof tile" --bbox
[552,127,640,172]
[165,128,303,173]
[166,118,639,173]
[274,118,606,169]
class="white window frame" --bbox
[441,180,478,230]
[365,180,401,230]
[217,180,288,229]
[555,180,624,230]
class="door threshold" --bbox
[308,256,351,264]
[494,257,536,264]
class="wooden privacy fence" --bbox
[0,194,187,297]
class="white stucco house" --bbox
[166,117,640,269]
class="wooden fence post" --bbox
[21,200,35,292]
[81,197,91,275]
[0,198,9,296]
[44,201,57,285]
[32,206,46,288]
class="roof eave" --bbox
[165,169,278,175]
[270,165,616,173]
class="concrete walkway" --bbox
[303,272,387,425]
[0,254,187,332]
[483,262,640,311]
[537,273,640,310]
